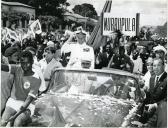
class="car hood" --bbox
[32,93,138,127]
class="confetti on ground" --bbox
[94,112,97,115]
[79,116,85,120]
[77,113,82,116]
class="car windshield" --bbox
[49,69,141,101]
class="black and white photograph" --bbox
[1,0,167,127]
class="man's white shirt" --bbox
[131,56,143,73]
[143,71,151,91]
[67,43,95,69]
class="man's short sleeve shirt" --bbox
[10,65,41,101]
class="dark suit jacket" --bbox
[145,72,167,104]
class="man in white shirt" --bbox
[67,28,95,69]
[43,46,62,90]
[131,50,143,74]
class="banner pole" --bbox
[100,12,104,36]
[136,13,140,37]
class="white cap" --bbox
[153,45,167,54]
[75,26,87,35]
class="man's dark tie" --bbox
[155,76,159,86]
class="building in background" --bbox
[1,1,97,32]
[1,1,35,28]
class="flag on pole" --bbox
[1,28,7,43]
[87,0,112,49]
[28,19,42,37]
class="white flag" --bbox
[29,19,42,37]
[6,28,20,41]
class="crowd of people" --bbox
[1,21,167,127]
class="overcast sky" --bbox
[67,0,167,26]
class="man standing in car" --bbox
[67,27,95,69]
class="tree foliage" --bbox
[154,22,167,37]
[72,3,98,19]
[3,0,29,4]
[3,0,70,18]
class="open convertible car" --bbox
[27,68,144,127]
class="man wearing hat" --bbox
[153,45,166,60]
[66,27,95,69]
[153,45,167,72]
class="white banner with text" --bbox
[103,12,137,36]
